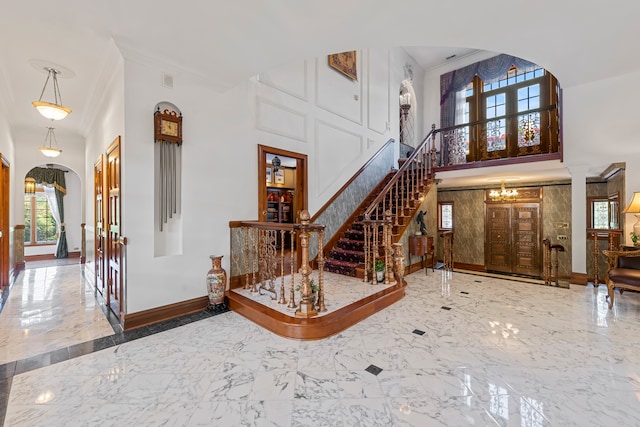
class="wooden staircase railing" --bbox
[360,125,437,280]
[229,210,327,318]
[363,124,437,224]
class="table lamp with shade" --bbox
[623,191,640,244]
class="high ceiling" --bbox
[2,1,637,185]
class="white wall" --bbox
[119,47,419,313]
[563,71,640,245]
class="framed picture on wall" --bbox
[275,169,285,184]
[328,51,357,81]
[266,167,272,184]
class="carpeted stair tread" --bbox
[324,259,359,277]
[330,248,365,263]
[337,239,365,251]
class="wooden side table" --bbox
[409,235,434,275]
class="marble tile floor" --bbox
[2,265,640,426]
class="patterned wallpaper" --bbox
[436,188,485,265]
[541,184,572,278]
[399,183,437,266]
[436,184,574,278]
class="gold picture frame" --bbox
[328,51,357,81]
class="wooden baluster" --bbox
[385,210,393,284]
[363,217,369,283]
[394,182,399,226]
[373,220,379,285]
[316,228,326,312]
[278,229,287,304]
[287,230,297,308]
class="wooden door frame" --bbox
[257,145,307,222]
[94,154,105,295]
[0,154,9,289]
[105,136,123,321]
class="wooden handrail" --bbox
[363,124,437,220]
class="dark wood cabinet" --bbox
[409,235,434,274]
[266,188,294,223]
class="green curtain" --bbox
[25,167,69,258]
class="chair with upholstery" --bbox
[602,249,640,308]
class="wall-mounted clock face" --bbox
[154,108,182,144]
[161,119,178,137]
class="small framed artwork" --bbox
[328,51,357,81]
[275,169,285,184]
[266,167,272,184]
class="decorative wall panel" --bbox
[256,97,307,142]
[315,120,363,196]
[367,48,390,135]
[258,60,308,101]
[315,55,363,125]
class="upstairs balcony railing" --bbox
[436,104,560,168]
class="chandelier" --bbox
[32,67,72,120]
[40,126,62,158]
[489,180,518,202]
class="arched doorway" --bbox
[23,164,82,264]
[399,80,417,151]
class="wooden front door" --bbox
[106,137,122,318]
[94,155,106,296]
[485,188,542,278]
[485,205,511,273]
[0,155,9,289]
[511,204,540,276]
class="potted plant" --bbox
[296,278,319,305]
[375,259,385,282]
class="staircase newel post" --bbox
[393,242,405,285]
[295,210,318,317]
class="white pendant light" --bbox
[32,67,72,120]
[39,126,62,158]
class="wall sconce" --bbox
[32,67,72,120]
[489,180,518,202]
[399,92,411,118]
[623,191,640,239]
[40,126,62,158]
[25,177,36,194]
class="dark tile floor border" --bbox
[0,306,229,425]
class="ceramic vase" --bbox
[206,255,227,306]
